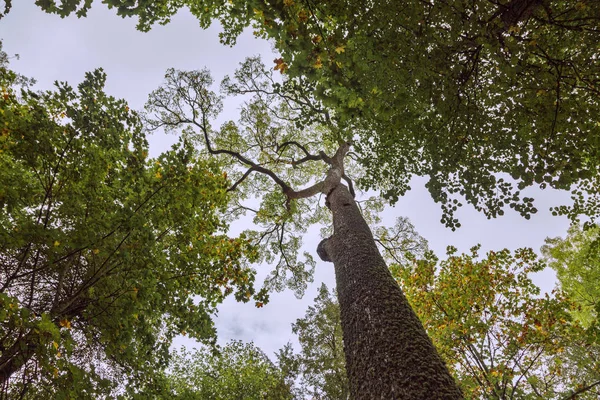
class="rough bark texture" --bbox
[320,184,463,399]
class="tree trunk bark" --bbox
[318,184,463,399]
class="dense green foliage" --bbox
[22,0,600,229]
[542,224,600,397]
[0,49,256,397]
[543,224,600,327]
[166,341,292,399]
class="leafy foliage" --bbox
[166,341,292,400]
[542,224,600,387]
[0,54,255,397]
[543,224,600,327]
[393,247,600,399]
[26,0,600,229]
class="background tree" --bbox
[393,246,600,399]
[24,0,600,229]
[542,224,600,395]
[0,51,255,398]
[165,340,292,400]
[278,284,348,400]
[543,224,600,327]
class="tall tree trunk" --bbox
[318,184,462,399]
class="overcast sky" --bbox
[0,2,574,361]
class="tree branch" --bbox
[560,379,600,400]
[342,174,355,198]
[227,167,257,192]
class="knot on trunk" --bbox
[317,237,332,262]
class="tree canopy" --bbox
[20,0,600,229]
[543,224,600,326]
[543,223,600,352]
[142,57,423,298]
[0,46,256,397]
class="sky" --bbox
[0,2,575,361]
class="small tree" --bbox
[166,341,292,400]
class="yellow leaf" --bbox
[52,341,59,350]
[155,171,162,179]
[54,241,60,247]
[335,46,345,54]
[93,249,100,255]
[314,57,323,69]
[273,58,288,74]
[59,319,71,329]
[297,9,308,22]
[283,0,294,6]
[53,368,59,378]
